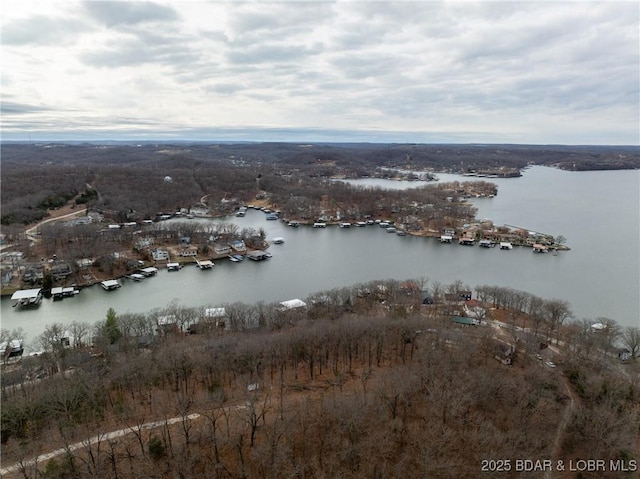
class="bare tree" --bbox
[621,326,640,360]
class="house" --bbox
[178,246,198,257]
[157,315,180,334]
[1,266,13,286]
[230,240,247,252]
[190,205,210,217]
[463,299,486,321]
[22,266,44,284]
[213,243,232,255]
[279,299,307,311]
[202,307,227,329]
[151,248,170,261]
[494,344,516,365]
[50,263,72,280]
[136,237,154,249]
[532,243,549,253]
[458,290,473,301]
[76,258,93,269]
[616,348,632,362]
[0,339,24,360]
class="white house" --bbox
[151,249,170,261]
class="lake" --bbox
[2,166,638,348]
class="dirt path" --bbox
[545,374,577,479]
[25,207,88,241]
[0,403,252,477]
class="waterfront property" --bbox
[10,288,43,307]
[196,259,214,269]
[101,280,121,291]
[151,249,170,261]
[533,244,549,253]
[51,286,79,300]
[140,267,158,277]
[247,250,271,261]
[214,243,232,255]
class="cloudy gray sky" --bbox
[1,0,638,144]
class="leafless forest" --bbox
[2,142,637,226]
[1,279,639,478]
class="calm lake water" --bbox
[2,166,639,348]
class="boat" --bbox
[396,229,407,236]
[228,255,240,262]
[167,262,181,271]
[128,273,145,281]
[479,239,495,248]
[356,221,367,227]
[313,222,327,228]
[288,221,300,227]
[440,235,453,243]
[272,237,285,244]
[231,254,245,261]
[11,288,43,307]
[386,227,397,233]
[339,222,352,228]
[101,280,121,291]
[499,242,513,250]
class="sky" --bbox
[1,0,639,144]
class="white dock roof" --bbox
[10,289,42,300]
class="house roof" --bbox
[280,299,307,310]
[205,308,226,317]
[451,316,477,326]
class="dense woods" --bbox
[1,280,638,478]
[2,142,638,225]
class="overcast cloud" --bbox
[1,0,638,144]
